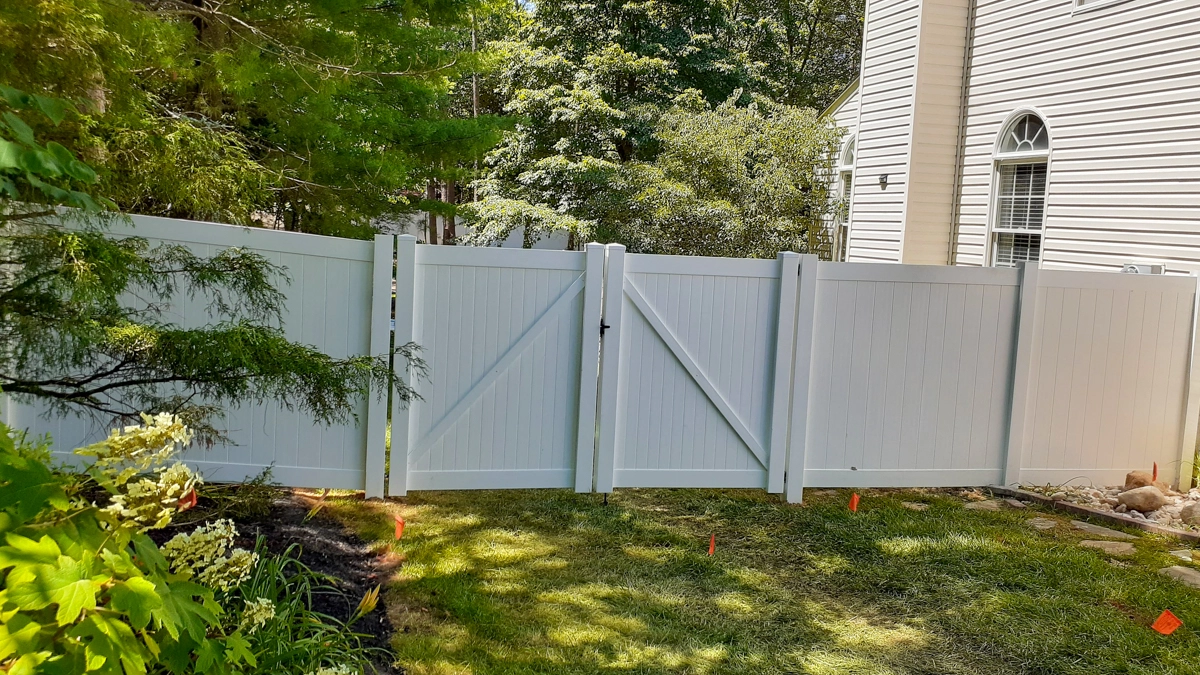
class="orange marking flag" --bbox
[394,515,406,540]
[849,493,860,513]
[1154,462,1159,481]
[1152,610,1182,635]
[708,534,715,556]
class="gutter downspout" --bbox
[947,0,979,266]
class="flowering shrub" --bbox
[0,414,375,675]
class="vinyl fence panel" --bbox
[598,252,794,489]
[1015,270,1199,487]
[3,215,386,491]
[398,245,598,492]
[800,264,1021,490]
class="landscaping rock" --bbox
[1027,517,1058,531]
[1125,471,1154,490]
[1117,486,1168,513]
[1170,550,1195,562]
[1161,565,1200,589]
[964,500,1001,511]
[1050,491,1068,501]
[1003,499,1026,509]
[1182,503,1200,526]
[1080,540,1136,556]
[901,502,929,511]
[1071,520,1138,540]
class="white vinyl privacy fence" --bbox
[6,215,1200,502]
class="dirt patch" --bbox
[154,492,401,675]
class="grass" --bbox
[325,488,1200,675]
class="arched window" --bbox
[991,112,1050,267]
[835,136,855,261]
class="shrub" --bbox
[0,415,380,675]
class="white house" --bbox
[827,0,1200,272]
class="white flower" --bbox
[103,462,200,531]
[238,597,276,634]
[163,519,258,590]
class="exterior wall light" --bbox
[879,174,889,189]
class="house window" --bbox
[991,113,1049,268]
[835,137,855,261]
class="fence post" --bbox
[364,234,396,498]
[1177,273,1200,491]
[575,243,606,492]
[388,235,418,497]
[594,244,626,494]
[785,255,819,504]
[1003,262,1040,487]
[767,252,801,494]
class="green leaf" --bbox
[0,85,32,109]
[152,579,217,643]
[224,632,256,668]
[0,139,20,168]
[0,176,16,197]
[108,577,162,630]
[0,532,62,570]
[47,559,101,625]
[18,148,62,178]
[195,639,223,673]
[0,454,71,524]
[2,112,36,146]
[0,613,43,662]
[25,173,70,201]
[32,95,71,126]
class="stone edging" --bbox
[988,485,1200,544]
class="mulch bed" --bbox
[153,493,402,675]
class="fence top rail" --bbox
[623,252,780,278]
[818,262,1022,286]
[415,244,585,271]
[113,215,376,261]
[1039,269,1198,293]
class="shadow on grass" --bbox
[329,489,1200,675]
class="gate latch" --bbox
[600,322,611,336]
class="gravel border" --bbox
[988,485,1200,544]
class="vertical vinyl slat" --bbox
[767,253,800,493]
[1177,276,1200,490]
[785,255,819,503]
[574,244,605,492]
[364,235,395,498]
[388,236,417,496]
[1003,263,1040,486]
[594,245,626,493]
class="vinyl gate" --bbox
[6,217,1200,502]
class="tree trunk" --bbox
[442,180,457,244]
[426,181,439,245]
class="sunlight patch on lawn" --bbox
[878,534,1005,556]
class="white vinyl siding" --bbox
[953,0,1200,273]
[846,0,920,263]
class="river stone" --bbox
[1182,503,1200,526]
[1071,520,1138,540]
[1161,566,1200,589]
[1027,517,1058,531]
[901,501,929,511]
[1080,540,1136,556]
[1170,550,1195,562]
[1125,470,1154,490]
[964,500,1001,511]
[1117,486,1168,513]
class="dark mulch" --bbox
[154,493,402,675]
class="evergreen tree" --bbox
[0,0,506,237]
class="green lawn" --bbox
[326,488,1200,675]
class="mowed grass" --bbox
[325,488,1200,675]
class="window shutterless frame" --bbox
[986,110,1052,268]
